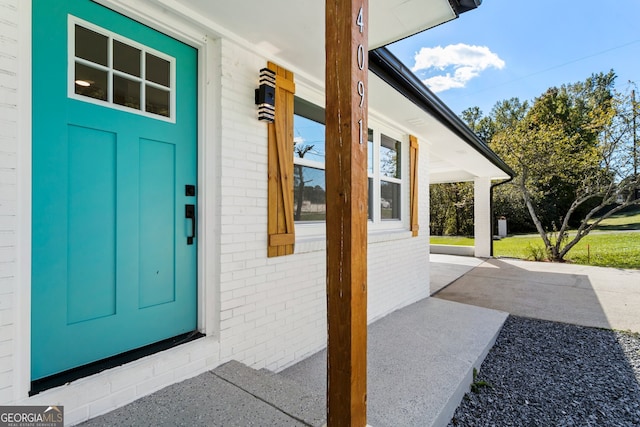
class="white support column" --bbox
[474,177,492,258]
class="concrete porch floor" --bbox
[80,255,507,426]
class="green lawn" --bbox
[430,236,475,246]
[497,232,640,269]
[431,232,640,269]
[431,205,640,269]
[590,206,640,231]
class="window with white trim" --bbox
[368,129,405,225]
[293,99,327,222]
[293,98,407,229]
[69,17,176,121]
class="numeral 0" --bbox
[357,44,365,70]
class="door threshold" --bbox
[30,330,205,396]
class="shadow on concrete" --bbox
[280,297,507,427]
[433,257,640,333]
[435,258,640,425]
[429,254,484,295]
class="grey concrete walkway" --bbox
[279,298,507,427]
[434,256,640,333]
[77,255,640,426]
[81,291,507,426]
[430,253,484,295]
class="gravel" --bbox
[449,316,640,427]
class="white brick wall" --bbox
[0,0,434,423]
[0,0,18,406]
[214,38,432,373]
[215,39,330,372]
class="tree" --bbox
[429,182,474,236]
[489,71,640,261]
[293,143,315,221]
[462,101,536,234]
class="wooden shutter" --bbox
[409,135,419,237]
[267,62,296,257]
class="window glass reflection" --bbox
[294,115,325,163]
[146,85,170,117]
[294,165,326,222]
[368,177,373,220]
[146,53,170,87]
[113,75,141,110]
[367,129,374,175]
[380,134,400,179]
[75,63,107,101]
[381,181,401,220]
[75,25,108,66]
[72,22,174,119]
[114,40,141,77]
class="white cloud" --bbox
[411,43,505,93]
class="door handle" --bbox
[185,204,196,245]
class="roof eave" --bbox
[368,47,515,179]
[449,0,483,15]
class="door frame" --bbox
[16,0,220,400]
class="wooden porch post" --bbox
[325,0,369,425]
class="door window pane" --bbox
[114,40,141,77]
[146,85,170,117]
[294,165,326,222]
[75,63,107,101]
[146,53,170,87]
[75,25,108,66]
[113,75,141,110]
[381,181,401,220]
[71,20,175,120]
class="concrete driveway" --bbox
[433,256,640,333]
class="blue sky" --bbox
[387,0,640,116]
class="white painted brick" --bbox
[28,376,111,409]
[134,371,175,398]
[0,385,12,404]
[0,153,16,169]
[88,387,137,420]
[172,358,207,381]
[0,338,10,358]
[0,15,434,421]
[220,295,246,311]
[108,364,154,393]
[0,355,10,373]
[219,314,250,332]
[0,261,14,278]
[0,370,12,390]
[231,284,257,300]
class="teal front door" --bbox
[32,0,198,381]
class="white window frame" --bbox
[293,101,409,237]
[68,15,177,123]
[368,119,409,231]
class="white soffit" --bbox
[369,73,511,182]
[164,0,456,82]
[154,0,497,182]
[369,0,456,48]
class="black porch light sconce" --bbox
[255,68,276,122]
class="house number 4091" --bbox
[357,6,365,145]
